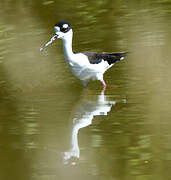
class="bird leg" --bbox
[101,80,107,92]
[101,80,106,88]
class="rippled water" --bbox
[0,0,171,180]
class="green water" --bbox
[0,0,171,180]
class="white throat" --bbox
[62,29,74,60]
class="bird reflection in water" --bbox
[63,90,126,165]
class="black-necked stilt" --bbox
[40,20,128,89]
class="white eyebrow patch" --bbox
[54,26,60,32]
[63,24,68,29]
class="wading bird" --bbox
[40,20,128,89]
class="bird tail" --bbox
[113,52,129,61]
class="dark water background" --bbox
[0,0,171,180]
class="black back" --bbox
[81,52,128,65]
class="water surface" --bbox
[0,0,171,180]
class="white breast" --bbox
[66,53,110,81]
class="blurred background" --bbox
[0,0,171,180]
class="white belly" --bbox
[66,53,110,81]
[68,62,97,80]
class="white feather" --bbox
[60,29,113,82]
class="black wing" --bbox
[81,52,128,65]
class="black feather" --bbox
[81,52,128,65]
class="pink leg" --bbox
[101,80,106,92]
[101,80,107,88]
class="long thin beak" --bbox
[40,34,58,51]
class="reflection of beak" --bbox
[40,34,58,51]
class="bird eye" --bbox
[61,24,69,32]
[63,24,68,29]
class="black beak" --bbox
[40,34,58,51]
